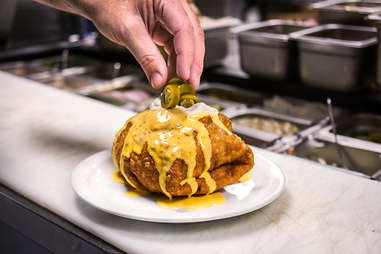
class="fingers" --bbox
[182,1,204,88]
[154,0,195,82]
[152,23,177,80]
[119,17,168,88]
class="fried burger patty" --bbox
[112,113,254,196]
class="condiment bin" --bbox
[367,13,381,88]
[312,0,381,25]
[292,136,381,179]
[222,106,312,146]
[197,82,264,110]
[290,24,377,91]
[307,112,381,179]
[236,20,309,80]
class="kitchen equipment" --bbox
[319,113,381,147]
[292,136,381,179]
[235,20,309,80]
[88,80,159,111]
[0,61,45,77]
[201,16,241,67]
[290,24,377,91]
[367,13,381,88]
[36,74,96,91]
[223,106,312,146]
[312,0,381,25]
[263,95,344,121]
[197,82,264,109]
[313,112,381,179]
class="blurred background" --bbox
[1,0,381,180]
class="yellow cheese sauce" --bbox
[125,189,149,197]
[111,169,127,184]
[156,192,226,210]
[239,171,252,182]
[111,169,226,210]
[110,170,148,196]
[117,108,232,199]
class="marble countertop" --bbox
[1,72,381,254]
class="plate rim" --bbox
[72,149,285,223]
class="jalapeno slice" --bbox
[167,78,183,85]
[179,94,200,108]
[178,83,196,95]
[161,84,181,108]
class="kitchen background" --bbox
[1,0,380,181]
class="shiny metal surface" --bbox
[236,20,309,80]
[223,106,312,146]
[367,13,381,88]
[312,0,381,25]
[291,24,377,91]
[197,82,264,109]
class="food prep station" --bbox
[1,0,381,253]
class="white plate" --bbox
[72,148,285,223]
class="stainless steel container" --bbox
[35,74,95,91]
[311,112,381,179]
[312,0,381,25]
[236,20,309,80]
[320,113,381,146]
[89,81,158,112]
[292,136,381,180]
[0,61,45,77]
[290,24,377,91]
[201,17,240,67]
[197,82,264,110]
[222,106,312,146]
[367,13,381,88]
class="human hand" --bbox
[82,0,204,89]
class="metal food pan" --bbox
[201,17,240,68]
[367,13,381,88]
[263,95,345,122]
[222,106,312,146]
[88,81,158,112]
[292,136,381,180]
[32,54,99,70]
[35,74,97,91]
[236,20,310,80]
[321,113,381,145]
[312,0,381,25]
[290,24,377,91]
[80,63,143,80]
[0,61,46,77]
[197,82,264,110]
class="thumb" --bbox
[120,19,168,88]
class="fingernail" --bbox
[151,72,163,88]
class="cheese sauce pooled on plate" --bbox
[118,99,232,198]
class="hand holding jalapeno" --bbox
[161,78,199,109]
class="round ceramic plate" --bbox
[72,148,285,223]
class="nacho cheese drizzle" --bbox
[117,103,232,199]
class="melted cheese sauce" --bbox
[111,169,127,184]
[156,192,226,209]
[125,189,148,197]
[239,171,252,182]
[117,107,232,199]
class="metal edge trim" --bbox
[290,24,377,48]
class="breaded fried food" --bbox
[112,107,254,198]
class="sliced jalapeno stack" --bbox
[161,78,199,109]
